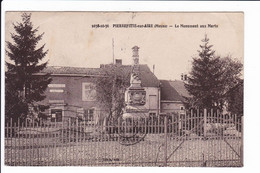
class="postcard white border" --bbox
[1,1,260,173]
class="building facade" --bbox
[160,80,191,116]
[39,47,161,122]
[38,46,191,122]
[38,66,102,123]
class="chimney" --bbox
[100,64,105,68]
[181,73,187,81]
[184,74,187,81]
[115,59,122,65]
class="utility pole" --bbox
[111,38,116,122]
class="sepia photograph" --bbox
[4,11,243,167]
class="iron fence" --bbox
[4,109,243,167]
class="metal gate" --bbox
[164,109,243,167]
[4,109,243,167]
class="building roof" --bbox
[168,80,190,98]
[42,65,160,88]
[41,66,101,75]
[139,65,160,88]
[160,80,191,102]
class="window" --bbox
[180,114,186,119]
[149,112,156,117]
[171,112,178,116]
[84,108,95,121]
[149,112,157,122]
[77,108,84,118]
[180,106,185,116]
[82,83,96,101]
[50,109,63,122]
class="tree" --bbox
[226,79,243,116]
[220,56,243,96]
[95,64,131,123]
[225,79,243,132]
[184,35,243,110]
[5,13,52,122]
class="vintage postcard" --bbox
[4,12,243,167]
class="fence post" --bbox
[164,113,168,167]
[203,109,207,139]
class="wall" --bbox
[161,101,185,115]
[41,76,161,121]
[39,75,100,121]
[143,87,160,114]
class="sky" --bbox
[5,12,243,80]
